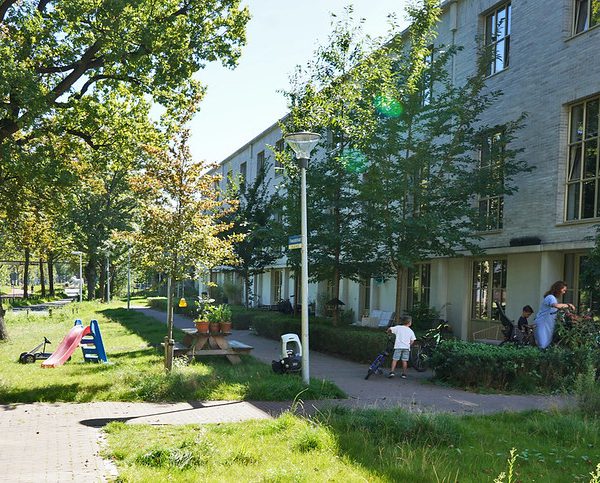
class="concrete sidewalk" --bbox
[0,306,571,482]
[140,307,570,415]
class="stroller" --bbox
[364,335,395,379]
[495,302,534,346]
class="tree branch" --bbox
[74,74,142,99]
[0,0,18,24]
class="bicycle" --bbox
[409,321,452,372]
[364,335,395,379]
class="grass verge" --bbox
[103,408,600,482]
[0,301,344,403]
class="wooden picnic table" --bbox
[180,330,253,365]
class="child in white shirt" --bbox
[386,315,416,379]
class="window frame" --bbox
[565,95,600,221]
[484,2,511,76]
[573,0,600,35]
[407,263,431,309]
[478,131,505,231]
[274,139,285,177]
[471,258,507,321]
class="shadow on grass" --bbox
[0,382,114,404]
[99,307,184,346]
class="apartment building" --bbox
[209,0,600,340]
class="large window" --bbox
[407,263,431,308]
[271,269,282,303]
[274,139,285,177]
[574,0,600,34]
[566,96,600,220]
[257,150,265,174]
[564,253,598,311]
[420,45,434,106]
[240,161,247,190]
[478,132,504,231]
[484,2,511,76]
[472,259,507,320]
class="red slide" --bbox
[41,325,91,368]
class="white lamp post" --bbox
[284,131,321,385]
[71,251,83,303]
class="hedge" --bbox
[251,313,387,363]
[147,297,197,318]
[430,340,600,392]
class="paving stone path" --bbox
[0,306,571,482]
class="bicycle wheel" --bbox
[365,368,374,380]
[410,346,429,372]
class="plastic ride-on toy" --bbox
[271,333,302,374]
[19,337,52,364]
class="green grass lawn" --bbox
[103,409,600,482]
[0,300,344,403]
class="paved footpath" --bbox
[0,307,571,482]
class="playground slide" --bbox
[41,324,91,368]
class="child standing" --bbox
[386,315,416,379]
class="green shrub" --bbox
[147,296,197,318]
[431,340,600,392]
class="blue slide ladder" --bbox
[80,319,108,363]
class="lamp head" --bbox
[284,132,321,159]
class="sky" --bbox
[188,0,409,164]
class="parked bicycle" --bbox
[409,321,452,372]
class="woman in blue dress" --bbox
[533,281,575,349]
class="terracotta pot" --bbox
[195,320,209,334]
[209,321,220,334]
[220,321,232,335]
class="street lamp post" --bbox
[71,251,83,303]
[284,131,321,385]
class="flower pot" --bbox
[220,320,232,335]
[209,322,220,334]
[195,320,209,334]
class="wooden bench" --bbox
[228,340,254,354]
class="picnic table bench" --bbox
[175,330,253,364]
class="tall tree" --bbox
[130,115,240,371]
[222,162,284,307]
[281,9,385,324]
[359,0,528,320]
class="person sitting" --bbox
[517,305,534,333]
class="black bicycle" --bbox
[409,321,452,372]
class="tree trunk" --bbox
[23,248,30,298]
[39,257,46,298]
[0,297,8,340]
[48,252,55,296]
[164,276,174,371]
[85,261,96,301]
[332,267,340,326]
[294,268,300,315]
[394,266,404,324]
[244,272,250,308]
[99,259,106,301]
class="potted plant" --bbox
[219,304,233,334]
[194,296,214,334]
[207,304,221,334]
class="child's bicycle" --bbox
[364,335,395,379]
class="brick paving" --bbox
[0,306,572,481]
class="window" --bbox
[407,263,431,308]
[566,96,600,220]
[421,45,434,106]
[564,253,598,310]
[471,259,507,320]
[274,139,285,177]
[271,269,282,302]
[240,162,247,190]
[478,132,504,230]
[484,2,511,76]
[257,150,265,174]
[574,0,600,34]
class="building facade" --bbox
[209,0,600,340]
